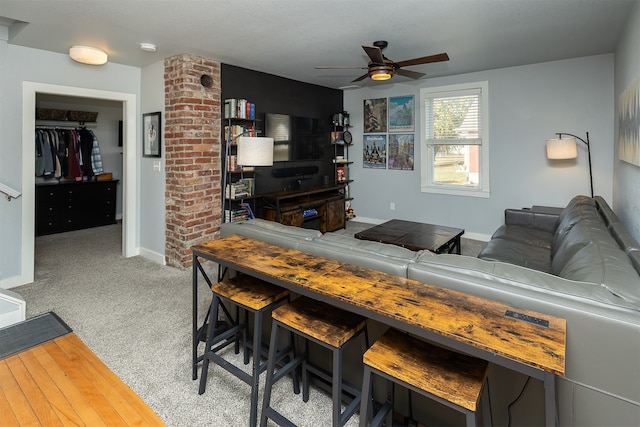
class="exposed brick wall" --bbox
[164,54,221,268]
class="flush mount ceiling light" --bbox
[368,64,395,81]
[69,45,108,65]
[140,42,157,52]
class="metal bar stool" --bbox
[359,328,490,427]
[261,297,369,427]
[198,274,297,427]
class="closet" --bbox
[34,95,123,236]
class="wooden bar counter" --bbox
[192,235,566,425]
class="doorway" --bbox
[21,82,138,285]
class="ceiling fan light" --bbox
[69,45,108,65]
[369,65,394,81]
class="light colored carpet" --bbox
[13,220,486,427]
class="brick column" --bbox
[164,54,221,268]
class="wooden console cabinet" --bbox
[260,184,345,232]
[35,180,118,236]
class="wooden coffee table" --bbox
[354,219,465,254]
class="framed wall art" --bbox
[364,98,387,133]
[619,76,640,167]
[388,134,415,170]
[389,95,415,133]
[363,134,387,168]
[143,111,161,158]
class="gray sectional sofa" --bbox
[220,195,640,426]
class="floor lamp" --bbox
[222,135,274,222]
[546,132,593,197]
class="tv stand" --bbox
[259,184,345,232]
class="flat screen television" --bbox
[264,113,331,162]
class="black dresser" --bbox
[35,180,118,236]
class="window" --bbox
[420,81,489,197]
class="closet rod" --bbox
[36,123,97,129]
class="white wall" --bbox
[614,0,640,243]
[0,40,141,288]
[344,54,615,239]
[139,60,167,263]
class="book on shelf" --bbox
[226,155,238,172]
[225,208,250,222]
[332,158,349,163]
[225,125,257,142]
[225,181,249,199]
[224,98,256,120]
[240,178,255,196]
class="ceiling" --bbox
[0,0,635,90]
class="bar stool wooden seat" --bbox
[198,274,296,427]
[359,328,490,427]
[261,297,369,427]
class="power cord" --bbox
[507,376,531,427]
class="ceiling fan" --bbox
[315,40,449,83]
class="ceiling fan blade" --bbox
[362,45,384,63]
[395,52,450,68]
[351,73,370,83]
[315,65,367,69]
[396,69,426,80]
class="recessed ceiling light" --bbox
[140,43,157,52]
[69,45,108,65]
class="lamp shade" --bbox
[546,137,578,159]
[237,137,274,166]
[69,45,108,65]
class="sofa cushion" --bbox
[504,209,559,233]
[551,220,613,274]
[220,218,321,249]
[477,237,552,273]
[410,252,633,307]
[552,200,602,258]
[559,242,640,303]
[297,234,418,277]
[491,224,554,249]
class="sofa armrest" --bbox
[504,208,559,233]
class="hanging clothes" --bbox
[36,126,105,180]
[66,129,82,179]
[89,130,104,175]
[35,130,45,177]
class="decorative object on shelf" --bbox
[546,132,593,197]
[67,110,98,122]
[142,112,161,158]
[36,108,67,121]
[69,45,108,65]
[342,130,353,144]
[389,95,415,132]
[336,165,348,182]
[330,131,344,144]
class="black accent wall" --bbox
[221,64,343,194]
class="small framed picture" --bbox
[143,112,161,157]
